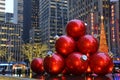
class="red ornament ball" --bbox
[43,53,65,75]
[31,58,44,74]
[89,52,114,75]
[55,35,75,57]
[66,52,88,75]
[66,19,86,40]
[77,35,99,56]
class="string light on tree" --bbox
[98,16,109,54]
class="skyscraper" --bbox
[68,0,110,35]
[39,0,68,50]
[30,0,40,43]
[68,0,120,56]
[68,0,111,51]
[5,13,13,23]
[0,0,5,22]
[14,0,40,43]
[0,23,21,62]
[23,0,32,43]
[0,0,23,62]
[110,0,120,56]
[13,0,23,25]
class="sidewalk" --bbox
[0,75,37,80]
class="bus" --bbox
[0,63,13,74]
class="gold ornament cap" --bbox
[101,16,104,20]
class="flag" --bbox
[6,39,11,47]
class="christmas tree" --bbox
[98,16,109,53]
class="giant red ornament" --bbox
[55,35,75,57]
[65,52,88,75]
[77,35,99,56]
[89,52,114,75]
[43,53,65,75]
[31,58,44,74]
[66,19,86,40]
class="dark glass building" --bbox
[30,0,40,43]
[21,0,40,43]
[14,0,40,43]
[23,0,32,43]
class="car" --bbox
[113,60,120,73]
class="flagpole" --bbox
[7,38,11,72]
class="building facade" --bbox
[0,23,21,62]
[22,0,32,43]
[68,0,110,35]
[39,0,68,50]
[13,0,23,25]
[13,0,41,62]
[0,0,5,22]
[14,0,40,43]
[68,0,111,51]
[68,0,120,56]
[110,0,120,56]
[5,13,13,23]
[29,0,40,43]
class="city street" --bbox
[0,73,120,80]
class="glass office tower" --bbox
[39,0,68,50]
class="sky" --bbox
[5,0,14,13]
[4,0,118,13]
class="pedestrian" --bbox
[18,68,22,77]
[2,68,5,75]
